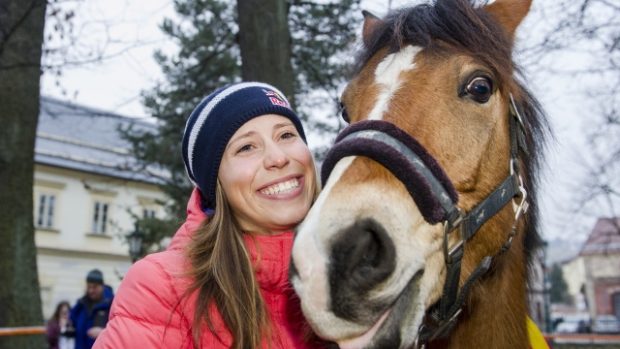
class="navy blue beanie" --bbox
[86,269,104,284]
[182,82,307,211]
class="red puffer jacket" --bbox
[93,189,320,349]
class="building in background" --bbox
[549,218,620,332]
[34,96,169,318]
[579,217,620,320]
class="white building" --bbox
[35,96,170,318]
[561,256,587,311]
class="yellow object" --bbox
[527,316,550,349]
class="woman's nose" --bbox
[264,142,289,169]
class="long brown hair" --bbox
[186,181,269,349]
[50,301,71,324]
[187,150,321,348]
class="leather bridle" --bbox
[321,94,530,348]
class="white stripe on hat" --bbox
[186,82,289,177]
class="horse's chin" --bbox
[337,311,391,349]
[336,270,425,349]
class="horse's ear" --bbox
[484,0,532,39]
[362,10,382,48]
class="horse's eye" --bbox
[465,76,493,103]
[339,102,350,123]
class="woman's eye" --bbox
[464,76,493,103]
[236,144,253,154]
[339,102,350,123]
[280,131,297,140]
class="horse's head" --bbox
[291,0,547,348]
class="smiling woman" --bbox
[92,82,323,349]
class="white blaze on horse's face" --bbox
[291,45,447,346]
[368,45,420,120]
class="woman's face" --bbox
[59,304,70,320]
[218,114,316,234]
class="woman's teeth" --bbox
[260,178,300,196]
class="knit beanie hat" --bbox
[182,82,307,211]
[86,269,104,284]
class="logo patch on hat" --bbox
[263,89,290,108]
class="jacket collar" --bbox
[168,188,207,251]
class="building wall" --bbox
[582,254,620,318]
[593,278,620,315]
[34,164,168,318]
[586,254,620,280]
[561,257,587,311]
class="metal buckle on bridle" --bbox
[501,160,529,253]
[442,211,464,264]
[513,182,529,222]
[503,177,528,252]
[510,159,529,215]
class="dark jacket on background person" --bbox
[70,285,114,349]
[46,320,59,349]
[45,320,61,349]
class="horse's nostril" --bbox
[351,225,382,272]
[331,219,395,292]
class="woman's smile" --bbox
[258,175,304,198]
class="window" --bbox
[138,196,159,220]
[143,208,156,219]
[84,184,116,235]
[92,201,109,234]
[33,179,64,231]
[36,193,56,228]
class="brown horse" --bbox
[290,0,549,348]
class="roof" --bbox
[36,96,167,184]
[579,217,620,256]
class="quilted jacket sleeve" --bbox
[92,253,193,349]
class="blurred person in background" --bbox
[70,269,113,349]
[46,300,75,349]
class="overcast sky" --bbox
[41,0,606,244]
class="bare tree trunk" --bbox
[0,0,46,347]
[237,0,296,106]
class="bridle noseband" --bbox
[321,94,530,348]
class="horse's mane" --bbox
[355,0,550,277]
